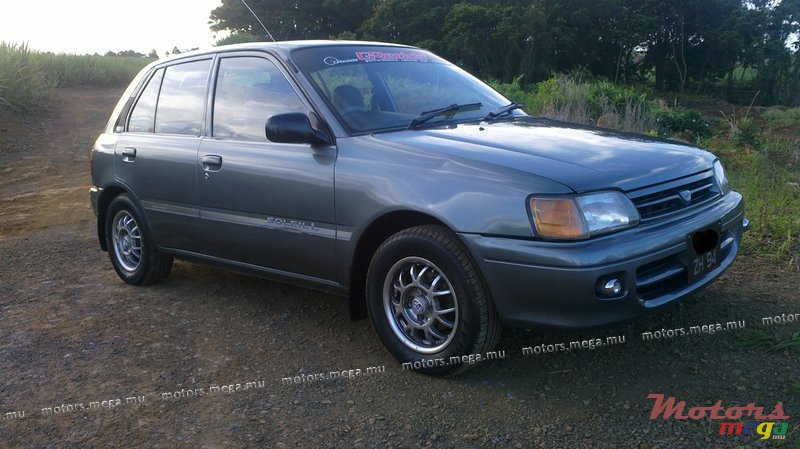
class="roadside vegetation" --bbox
[0,42,151,114]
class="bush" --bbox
[654,108,711,142]
[492,74,657,133]
[215,33,264,46]
[762,108,800,127]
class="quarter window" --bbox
[213,57,307,141]
[127,69,163,133]
[155,60,212,136]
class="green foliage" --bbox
[762,108,800,127]
[215,32,264,46]
[493,74,657,134]
[0,42,53,113]
[734,117,760,147]
[210,0,800,106]
[210,0,373,41]
[735,329,773,348]
[655,108,712,142]
[715,141,800,262]
[769,331,800,352]
[0,42,151,114]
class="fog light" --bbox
[597,276,625,299]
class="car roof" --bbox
[158,40,415,64]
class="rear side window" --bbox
[155,60,212,136]
[128,69,164,133]
[213,57,306,141]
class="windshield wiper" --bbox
[483,102,525,122]
[407,103,483,130]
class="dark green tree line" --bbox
[210,0,800,105]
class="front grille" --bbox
[628,171,719,222]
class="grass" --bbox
[735,328,773,347]
[0,42,151,114]
[492,74,658,134]
[762,108,800,128]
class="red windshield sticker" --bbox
[322,52,428,66]
[355,51,428,63]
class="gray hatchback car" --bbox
[91,41,747,375]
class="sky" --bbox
[0,0,228,56]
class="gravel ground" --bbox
[0,87,797,448]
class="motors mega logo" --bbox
[647,394,790,440]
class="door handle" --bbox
[202,155,223,172]
[121,147,136,162]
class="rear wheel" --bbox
[105,194,173,285]
[366,225,501,375]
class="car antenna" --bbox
[240,0,277,43]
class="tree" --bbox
[206,0,799,104]
[215,32,264,46]
[209,0,374,40]
[360,0,457,51]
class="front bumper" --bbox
[459,191,746,328]
[90,186,101,216]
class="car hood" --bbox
[371,118,715,192]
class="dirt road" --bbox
[0,88,798,448]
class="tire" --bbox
[366,225,502,376]
[105,194,173,285]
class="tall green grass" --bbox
[724,151,798,263]
[492,75,710,139]
[0,42,151,114]
[494,75,656,131]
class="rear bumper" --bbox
[459,191,746,328]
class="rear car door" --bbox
[197,53,337,281]
[114,58,212,252]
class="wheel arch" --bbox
[96,184,147,251]
[347,210,451,321]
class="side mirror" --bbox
[265,113,332,146]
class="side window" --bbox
[128,69,164,133]
[155,60,212,136]
[213,57,307,141]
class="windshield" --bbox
[292,46,516,134]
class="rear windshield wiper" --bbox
[408,103,483,130]
[483,102,525,122]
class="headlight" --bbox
[530,191,640,240]
[713,160,730,195]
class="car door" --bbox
[114,58,213,252]
[197,53,337,281]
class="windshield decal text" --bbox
[356,51,428,63]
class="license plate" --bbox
[687,227,721,284]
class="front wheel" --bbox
[366,225,501,375]
[105,194,173,285]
